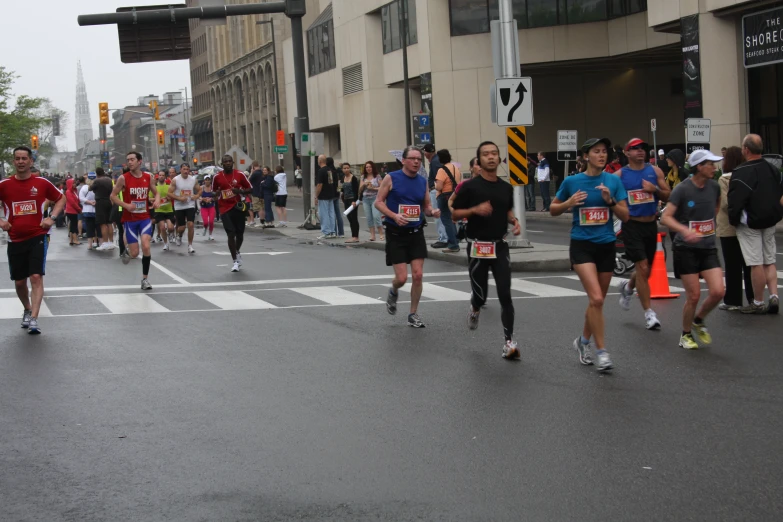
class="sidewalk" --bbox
[222,218,572,272]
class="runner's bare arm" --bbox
[549,190,587,216]
[651,165,671,202]
[150,178,161,209]
[660,201,696,243]
[373,174,395,220]
[612,199,630,222]
[110,176,132,211]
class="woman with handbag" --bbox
[434,149,461,253]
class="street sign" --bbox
[686,143,711,154]
[686,118,711,143]
[278,153,284,160]
[506,126,528,186]
[651,118,657,132]
[276,130,285,146]
[274,145,289,153]
[414,132,432,146]
[412,114,432,131]
[557,130,578,162]
[301,132,324,157]
[495,77,533,127]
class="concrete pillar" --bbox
[698,12,748,150]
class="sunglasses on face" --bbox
[628,145,646,151]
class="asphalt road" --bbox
[1,227,782,521]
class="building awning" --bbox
[307,3,332,30]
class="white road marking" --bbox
[0,298,52,319]
[150,260,189,285]
[505,278,585,297]
[95,294,170,314]
[212,251,291,256]
[195,290,276,310]
[562,275,628,288]
[290,286,380,305]
[402,283,472,301]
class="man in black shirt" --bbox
[452,141,522,360]
[91,167,115,250]
[315,154,337,239]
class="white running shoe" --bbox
[618,280,633,311]
[188,245,195,254]
[96,243,108,251]
[162,243,169,251]
[202,227,208,236]
[645,310,661,330]
[236,253,243,266]
[105,243,116,250]
[231,261,240,272]
[208,235,214,241]
[176,236,182,247]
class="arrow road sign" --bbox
[495,77,533,127]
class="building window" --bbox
[307,19,336,76]
[449,0,646,35]
[381,0,418,54]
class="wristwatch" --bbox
[607,198,617,207]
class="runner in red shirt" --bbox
[211,154,252,272]
[0,146,65,334]
[110,151,161,290]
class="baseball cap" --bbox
[658,149,664,155]
[625,138,649,151]
[687,149,723,166]
[581,138,612,154]
[422,144,435,153]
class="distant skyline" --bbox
[0,0,191,152]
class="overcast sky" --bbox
[0,0,190,152]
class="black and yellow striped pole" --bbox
[506,126,531,246]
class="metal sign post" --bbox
[651,119,657,160]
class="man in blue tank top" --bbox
[375,145,441,328]
[614,138,671,330]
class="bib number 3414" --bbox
[579,207,609,226]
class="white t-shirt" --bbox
[172,175,198,210]
[294,169,302,179]
[274,172,287,196]
[79,184,95,213]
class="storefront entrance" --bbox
[748,62,783,154]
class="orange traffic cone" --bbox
[650,232,679,299]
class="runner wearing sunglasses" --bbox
[615,138,670,329]
[550,138,629,373]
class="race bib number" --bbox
[132,200,147,213]
[689,219,715,237]
[181,190,192,198]
[579,207,609,226]
[221,189,236,200]
[399,204,421,222]
[627,189,654,205]
[12,200,37,216]
[471,241,497,259]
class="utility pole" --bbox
[182,86,191,164]
[257,18,284,167]
[399,0,411,145]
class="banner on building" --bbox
[681,14,703,120]
[743,6,783,68]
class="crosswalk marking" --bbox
[290,286,379,306]
[564,274,685,293]
[507,278,584,297]
[95,294,169,315]
[195,290,276,310]
[0,298,52,319]
[418,283,472,301]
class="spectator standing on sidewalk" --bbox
[92,167,115,250]
[525,153,538,210]
[716,146,754,311]
[536,152,551,212]
[423,143,448,248]
[359,161,384,242]
[434,149,461,253]
[79,177,98,249]
[315,154,337,239]
[274,165,288,227]
[327,157,345,238]
[294,165,303,191]
[341,162,360,243]
[248,161,264,227]
[728,134,783,314]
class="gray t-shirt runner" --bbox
[669,178,721,249]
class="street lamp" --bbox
[257,18,283,166]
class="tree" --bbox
[0,67,51,167]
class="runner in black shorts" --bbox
[660,149,725,350]
[375,145,440,328]
[452,141,522,360]
[614,138,670,330]
[212,155,252,272]
[550,138,629,373]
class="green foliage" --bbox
[0,66,58,166]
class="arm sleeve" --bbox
[555,178,570,201]
[613,177,628,202]
[727,175,752,227]
[451,182,470,210]
[352,177,359,197]
[669,184,683,208]
[79,185,88,203]
[45,181,64,202]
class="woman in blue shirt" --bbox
[550,138,629,373]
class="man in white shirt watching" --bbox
[536,151,551,212]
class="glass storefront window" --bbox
[307,20,336,77]
[450,0,491,36]
[382,0,418,54]
[566,0,607,24]
[527,0,558,27]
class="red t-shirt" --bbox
[121,171,153,222]
[0,175,63,242]
[212,170,251,215]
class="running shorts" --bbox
[124,219,153,245]
[385,226,427,266]
[175,207,196,224]
[7,234,49,281]
[221,207,246,236]
[674,247,721,275]
[155,212,176,224]
[570,239,616,273]
[95,199,113,226]
[621,219,658,265]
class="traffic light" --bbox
[193,158,198,166]
[149,100,159,120]
[157,129,165,145]
[99,102,109,125]
[31,135,39,150]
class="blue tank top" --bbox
[384,170,427,228]
[200,190,215,208]
[620,164,659,218]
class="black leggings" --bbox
[67,213,79,234]
[468,241,515,341]
[344,198,360,238]
[720,236,754,306]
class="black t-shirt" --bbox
[316,167,337,200]
[91,177,114,200]
[452,175,514,241]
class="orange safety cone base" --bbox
[650,232,679,300]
